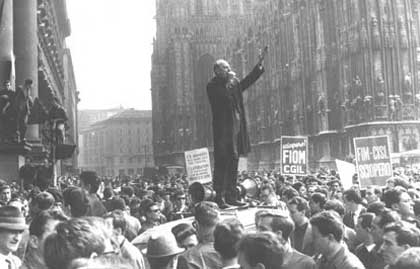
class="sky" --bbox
[66,0,156,110]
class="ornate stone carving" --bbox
[389,95,402,121]
[402,72,413,103]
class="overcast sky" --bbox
[66,0,156,110]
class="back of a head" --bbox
[108,196,127,211]
[194,201,220,227]
[310,211,344,242]
[383,189,404,209]
[383,222,420,247]
[214,218,244,260]
[393,247,420,269]
[44,217,108,269]
[324,199,345,217]
[80,171,100,193]
[237,232,284,269]
[63,187,89,217]
[171,223,196,245]
[33,191,55,211]
[311,192,327,208]
[29,209,68,237]
[367,201,386,216]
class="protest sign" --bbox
[281,136,308,176]
[184,148,212,184]
[335,159,356,190]
[354,135,392,187]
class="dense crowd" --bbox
[0,165,419,269]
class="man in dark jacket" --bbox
[207,47,267,208]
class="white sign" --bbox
[184,148,212,184]
[335,159,356,190]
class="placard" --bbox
[281,136,308,176]
[354,135,392,187]
[184,148,212,184]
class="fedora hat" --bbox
[0,206,27,231]
[146,232,185,258]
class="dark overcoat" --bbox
[207,64,264,158]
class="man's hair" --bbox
[383,189,405,209]
[44,217,110,269]
[367,201,386,216]
[358,213,375,229]
[393,247,420,269]
[376,208,401,228]
[63,187,89,217]
[213,59,228,73]
[171,223,196,244]
[288,196,309,212]
[310,192,327,209]
[108,196,126,211]
[29,209,68,237]
[383,222,420,247]
[310,211,343,242]
[214,218,244,260]
[367,185,382,196]
[343,189,363,204]
[237,232,284,269]
[80,171,100,194]
[194,201,219,227]
[121,186,134,197]
[259,212,294,241]
[32,191,55,211]
[323,199,345,217]
[103,187,114,200]
[281,187,299,201]
[103,209,127,234]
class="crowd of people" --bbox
[0,165,419,269]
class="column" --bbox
[13,0,38,142]
[0,0,13,86]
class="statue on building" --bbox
[0,79,33,144]
[0,80,15,142]
[371,15,381,48]
[48,97,68,144]
[375,76,386,105]
[15,79,34,143]
[389,95,402,121]
[403,72,413,103]
[363,95,373,121]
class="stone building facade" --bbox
[79,109,154,177]
[0,0,78,179]
[152,0,420,170]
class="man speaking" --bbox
[207,47,267,209]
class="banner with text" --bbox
[354,135,392,187]
[184,148,212,184]
[281,136,308,176]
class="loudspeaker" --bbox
[237,178,260,199]
[188,182,216,204]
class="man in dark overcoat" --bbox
[207,48,267,208]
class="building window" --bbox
[120,157,124,164]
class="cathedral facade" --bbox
[152,0,420,170]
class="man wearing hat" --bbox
[147,232,185,269]
[0,206,27,269]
